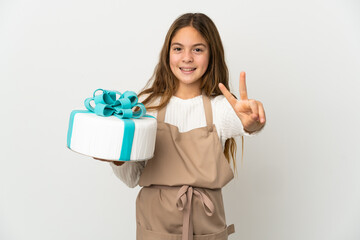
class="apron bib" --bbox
[136,92,235,240]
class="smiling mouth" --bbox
[180,67,196,72]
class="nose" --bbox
[182,50,193,63]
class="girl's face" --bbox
[169,26,210,90]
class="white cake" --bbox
[67,111,157,161]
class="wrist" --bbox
[244,128,255,134]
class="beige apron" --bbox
[136,92,236,240]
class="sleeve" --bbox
[109,161,147,188]
[220,96,263,139]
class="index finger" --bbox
[218,83,237,107]
[239,72,248,100]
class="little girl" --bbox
[108,12,265,240]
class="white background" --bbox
[1,0,359,239]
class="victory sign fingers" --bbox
[218,71,266,132]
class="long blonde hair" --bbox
[137,13,244,174]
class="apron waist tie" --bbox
[177,185,215,240]
[150,185,215,240]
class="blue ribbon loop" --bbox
[67,89,155,161]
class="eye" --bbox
[173,47,182,51]
[194,48,203,52]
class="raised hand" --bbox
[218,72,266,133]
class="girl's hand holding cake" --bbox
[219,71,266,134]
[93,157,125,166]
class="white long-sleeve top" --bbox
[110,94,261,188]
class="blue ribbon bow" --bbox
[84,88,147,119]
[67,89,155,161]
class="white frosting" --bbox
[69,112,157,161]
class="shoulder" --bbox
[137,92,160,118]
[210,94,226,103]
[137,92,150,103]
[138,93,161,108]
[209,95,231,124]
[209,94,237,126]
[210,95,231,111]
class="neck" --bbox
[174,83,202,100]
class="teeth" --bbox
[181,68,195,71]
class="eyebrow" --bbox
[171,42,207,48]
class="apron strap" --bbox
[157,105,166,122]
[202,92,213,129]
